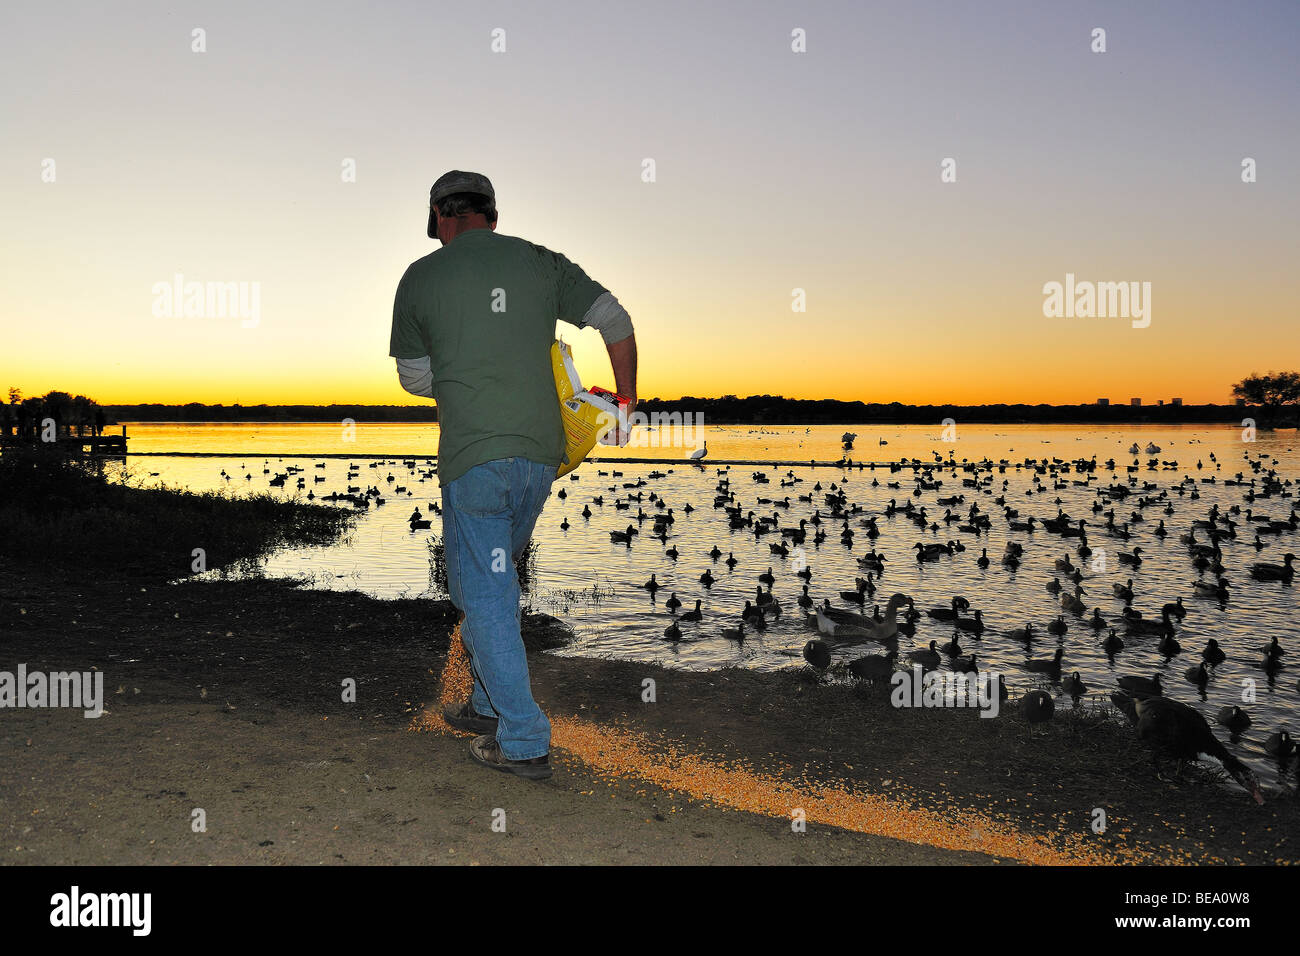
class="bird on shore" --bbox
[1111,693,1263,803]
[1216,705,1251,732]
[1021,689,1055,727]
[803,639,831,670]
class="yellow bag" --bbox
[551,339,625,477]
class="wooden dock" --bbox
[0,424,127,457]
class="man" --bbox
[390,170,637,779]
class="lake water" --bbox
[118,421,1299,791]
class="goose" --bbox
[1216,705,1251,733]
[1110,693,1263,802]
[1021,689,1055,726]
[680,599,703,622]
[664,592,682,613]
[1025,647,1064,675]
[803,639,831,670]
[1059,588,1087,616]
[954,609,985,635]
[610,525,637,544]
[409,515,432,531]
[643,574,660,593]
[1116,673,1163,697]
[1089,608,1107,630]
[1047,616,1068,636]
[724,552,738,568]
[1264,730,1296,759]
[662,621,682,642]
[797,585,813,610]
[1063,672,1088,697]
[1112,579,1135,601]
[665,545,679,560]
[758,567,776,585]
[906,640,941,668]
[1102,628,1125,654]
[816,593,908,642]
[581,505,592,519]
[720,622,745,642]
[560,517,570,531]
[1250,553,1295,582]
[1045,577,1062,595]
[939,633,963,656]
[708,545,722,560]
[1158,632,1182,656]
[1184,661,1209,688]
[1116,547,1144,567]
[1200,639,1226,667]
[699,569,715,587]
[977,548,990,568]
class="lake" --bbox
[117,421,1299,791]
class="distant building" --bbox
[1171,397,1183,406]
[1096,398,1109,406]
[1130,398,1142,406]
[1157,399,1165,406]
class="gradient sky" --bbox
[2,0,1297,406]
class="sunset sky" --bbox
[2,0,1297,407]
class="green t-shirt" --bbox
[389,228,608,483]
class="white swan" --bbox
[687,441,708,460]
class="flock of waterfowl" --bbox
[555,447,1298,802]
[223,440,1298,802]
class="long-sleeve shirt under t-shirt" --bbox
[389,228,629,483]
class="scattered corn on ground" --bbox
[411,634,1208,865]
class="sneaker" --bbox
[442,701,499,734]
[468,734,552,780]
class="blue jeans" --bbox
[441,457,555,759]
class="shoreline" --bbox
[2,560,1294,865]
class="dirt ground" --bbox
[1,561,1295,865]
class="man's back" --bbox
[390,229,607,483]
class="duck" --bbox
[977,548,990,569]
[662,621,682,642]
[1201,638,1226,667]
[1102,628,1125,654]
[1158,632,1181,656]
[1025,648,1064,675]
[951,653,979,674]
[1263,730,1297,759]
[560,517,570,531]
[1112,579,1135,601]
[610,525,637,544]
[1250,552,1295,581]
[802,639,831,670]
[1063,672,1088,696]
[1089,608,1107,630]
[758,567,776,585]
[1216,705,1251,733]
[1116,547,1144,567]
[1047,616,1068,636]
[643,574,660,593]
[1116,673,1163,697]
[939,633,963,656]
[1021,689,1055,726]
[664,592,682,613]
[925,596,970,622]
[954,609,985,635]
[1260,636,1284,667]
[797,585,813,609]
[1111,694,1262,803]
[906,640,941,668]
[680,599,703,622]
[1184,661,1209,688]
[848,652,896,683]
[699,569,715,587]
[720,622,745,642]
[1006,623,1035,643]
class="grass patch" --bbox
[0,447,354,579]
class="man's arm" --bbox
[605,333,637,413]
[395,356,434,398]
